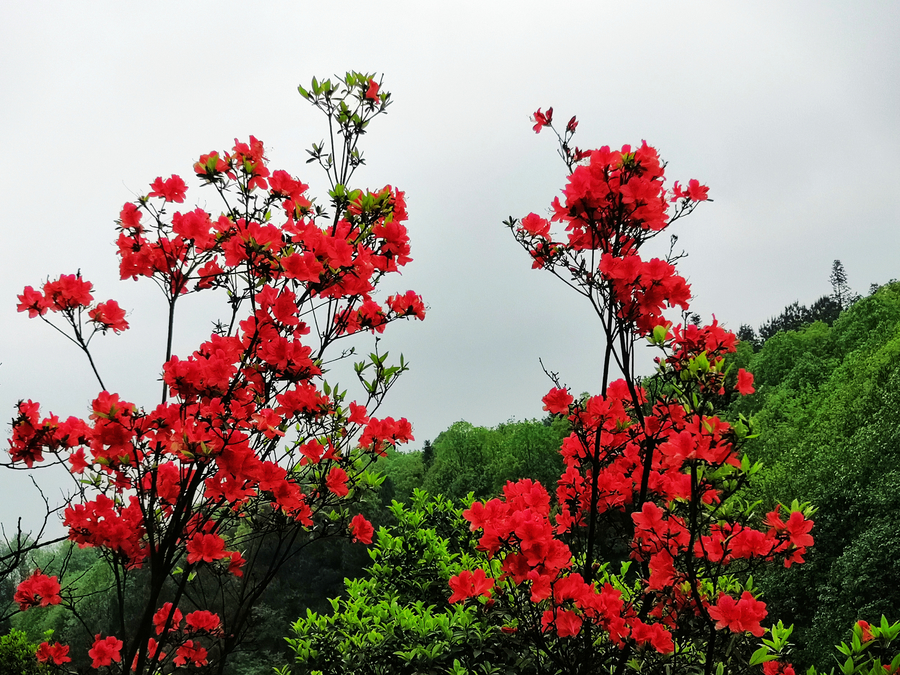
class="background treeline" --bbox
[3,265,899,673]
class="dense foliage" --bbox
[379,417,569,505]
[285,490,532,675]
[734,283,900,668]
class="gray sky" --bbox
[2,1,899,533]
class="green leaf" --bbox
[750,647,772,666]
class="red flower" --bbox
[148,174,188,203]
[88,634,123,668]
[533,107,553,133]
[348,402,369,425]
[707,591,767,637]
[194,150,229,176]
[186,532,228,564]
[736,368,755,395]
[326,467,349,496]
[152,602,183,634]
[387,291,426,320]
[119,202,143,230]
[68,448,89,473]
[365,79,380,102]
[89,300,130,333]
[765,662,796,675]
[544,608,582,638]
[631,620,674,654]
[36,641,71,665]
[43,274,93,311]
[16,286,48,317]
[174,640,209,667]
[227,550,246,577]
[857,620,874,642]
[542,387,573,415]
[521,213,551,239]
[251,408,285,439]
[350,514,374,544]
[448,568,494,603]
[14,569,61,610]
[185,610,220,633]
[686,179,709,201]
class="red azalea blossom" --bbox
[521,213,552,239]
[174,640,209,668]
[764,662,797,675]
[152,602,183,634]
[14,569,61,610]
[365,79,380,101]
[533,107,553,133]
[227,550,246,577]
[448,568,494,603]
[686,178,709,201]
[185,610,221,633]
[148,174,188,203]
[89,300,130,333]
[707,591,767,637]
[186,532,228,564]
[348,402,369,425]
[856,620,874,642]
[387,291,426,320]
[36,641,71,665]
[16,286,48,317]
[542,387,573,415]
[542,608,583,638]
[736,368,755,395]
[350,513,375,544]
[194,150,229,176]
[88,634,123,668]
[43,274,93,311]
[326,467,350,496]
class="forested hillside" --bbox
[731,282,900,668]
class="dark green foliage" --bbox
[757,296,842,342]
[736,283,900,669]
[376,417,568,506]
[378,448,426,506]
[285,490,534,675]
[753,261,856,346]
[423,417,568,502]
[422,440,434,470]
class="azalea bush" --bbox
[5,72,423,673]
[432,108,820,675]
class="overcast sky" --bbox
[2,1,899,533]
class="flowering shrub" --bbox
[6,72,423,673]
[440,110,817,675]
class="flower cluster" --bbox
[513,139,708,336]
[13,569,61,610]
[17,274,129,333]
